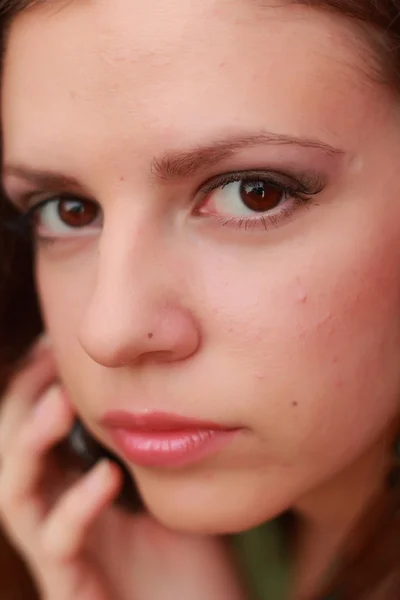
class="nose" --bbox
[78,218,200,368]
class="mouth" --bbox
[99,410,240,468]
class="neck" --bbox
[291,431,393,599]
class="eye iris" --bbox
[58,199,98,227]
[240,180,283,212]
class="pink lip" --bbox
[100,411,239,468]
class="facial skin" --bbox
[2,0,400,535]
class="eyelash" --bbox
[201,169,323,197]
[4,169,324,240]
[4,194,91,241]
[195,169,324,230]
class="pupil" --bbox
[58,199,97,227]
[240,181,283,212]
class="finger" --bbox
[41,459,122,560]
[18,333,52,366]
[0,345,56,455]
[0,385,74,529]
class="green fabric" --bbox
[232,519,338,600]
[232,518,291,600]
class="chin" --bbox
[136,472,292,535]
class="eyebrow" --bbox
[2,131,344,189]
[2,167,82,191]
[150,132,344,181]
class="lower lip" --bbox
[108,428,238,468]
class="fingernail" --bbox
[32,384,60,420]
[34,332,51,351]
[85,460,112,493]
[27,333,52,360]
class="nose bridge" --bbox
[99,207,162,301]
[78,209,200,367]
[85,210,166,333]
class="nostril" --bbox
[79,300,199,367]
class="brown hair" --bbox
[0,1,399,599]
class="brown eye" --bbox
[57,198,99,228]
[239,180,284,212]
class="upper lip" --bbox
[99,410,229,432]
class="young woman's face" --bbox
[2,0,400,533]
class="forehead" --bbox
[1,0,384,167]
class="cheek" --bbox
[194,228,400,462]
[35,254,93,379]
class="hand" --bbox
[0,339,246,600]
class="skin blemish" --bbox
[148,332,154,339]
[294,278,308,304]
[297,289,307,304]
[315,311,333,330]
[292,401,299,407]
